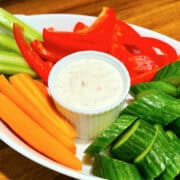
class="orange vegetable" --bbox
[9,73,77,138]
[33,79,60,115]
[0,75,76,153]
[33,79,49,97]
[0,92,82,170]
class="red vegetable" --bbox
[131,67,161,85]
[13,23,53,83]
[73,22,87,32]
[141,37,178,64]
[43,7,116,53]
[31,40,66,62]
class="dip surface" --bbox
[53,59,124,111]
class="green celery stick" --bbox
[0,63,37,77]
[0,8,42,41]
[0,50,30,67]
[0,32,20,54]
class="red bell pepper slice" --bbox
[73,22,87,32]
[113,20,140,44]
[141,37,178,64]
[128,54,158,73]
[43,7,116,53]
[111,20,158,59]
[31,40,66,63]
[131,67,161,85]
[13,23,53,83]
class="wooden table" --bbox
[0,0,180,179]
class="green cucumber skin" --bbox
[122,92,180,126]
[0,8,42,41]
[154,60,180,86]
[0,63,37,77]
[93,154,142,180]
[130,81,178,98]
[134,125,172,179]
[158,131,180,180]
[0,32,20,54]
[111,120,155,162]
[85,115,137,155]
[167,118,180,137]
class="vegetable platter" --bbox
[0,7,180,180]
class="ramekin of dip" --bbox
[48,50,130,140]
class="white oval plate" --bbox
[0,14,180,180]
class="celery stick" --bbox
[0,63,37,77]
[0,50,30,67]
[0,32,20,54]
[0,8,42,41]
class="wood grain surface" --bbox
[0,0,180,179]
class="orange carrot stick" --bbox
[33,79,48,97]
[9,73,77,138]
[0,75,76,153]
[0,93,82,170]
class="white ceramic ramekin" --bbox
[48,50,130,140]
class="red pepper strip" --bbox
[141,37,178,64]
[31,40,65,63]
[13,23,53,84]
[113,20,140,44]
[112,21,159,59]
[43,7,116,53]
[131,67,161,85]
[43,29,107,52]
[73,22,87,32]
[128,54,158,73]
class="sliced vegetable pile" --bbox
[0,6,179,176]
[86,61,180,180]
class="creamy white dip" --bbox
[53,59,124,111]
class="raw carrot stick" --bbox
[33,79,48,97]
[0,93,82,170]
[33,79,66,116]
[9,73,77,138]
[0,75,76,153]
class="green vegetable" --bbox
[85,115,137,155]
[0,50,37,77]
[111,120,155,162]
[154,60,180,86]
[167,118,180,137]
[0,32,20,54]
[93,154,142,180]
[0,63,37,77]
[122,92,180,126]
[134,125,171,179]
[130,81,178,98]
[158,131,180,180]
[0,8,42,41]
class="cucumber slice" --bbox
[130,81,178,98]
[167,118,180,137]
[122,92,180,126]
[158,131,180,180]
[154,60,180,86]
[111,120,155,162]
[134,125,171,179]
[85,115,137,155]
[93,154,142,180]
